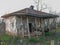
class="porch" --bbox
[16,16,57,38]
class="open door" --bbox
[29,23,32,33]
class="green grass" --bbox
[12,37,17,45]
[27,37,40,43]
[0,34,11,41]
[20,27,60,45]
[26,27,60,45]
[0,27,60,45]
[2,35,11,41]
[12,36,22,45]
[56,27,60,33]
[0,33,12,45]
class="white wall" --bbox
[4,16,17,34]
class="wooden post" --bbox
[35,18,37,32]
[55,18,57,35]
[41,19,45,35]
[35,18,38,37]
[58,40,60,45]
[52,18,57,29]
[55,18,57,29]
[51,40,54,45]
[21,16,24,38]
[27,16,30,38]
[48,18,50,32]
[53,18,57,34]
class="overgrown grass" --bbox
[12,37,17,45]
[27,37,40,43]
[0,33,12,45]
[25,27,60,45]
[0,27,60,45]
[0,33,11,41]
[12,36,22,45]
[56,27,60,33]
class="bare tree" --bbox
[33,0,48,11]
[33,0,40,10]
[33,0,57,15]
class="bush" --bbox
[45,32,51,36]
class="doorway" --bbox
[29,23,32,33]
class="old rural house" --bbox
[1,6,59,38]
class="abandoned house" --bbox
[1,6,59,38]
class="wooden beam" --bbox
[35,18,37,31]
[54,18,57,29]
[21,16,24,38]
[48,18,50,31]
[55,18,57,29]
[27,16,30,38]
[40,19,41,28]
[51,40,54,45]
[41,19,45,35]
[35,18,38,37]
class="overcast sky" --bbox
[0,0,60,16]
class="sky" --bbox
[0,0,60,16]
